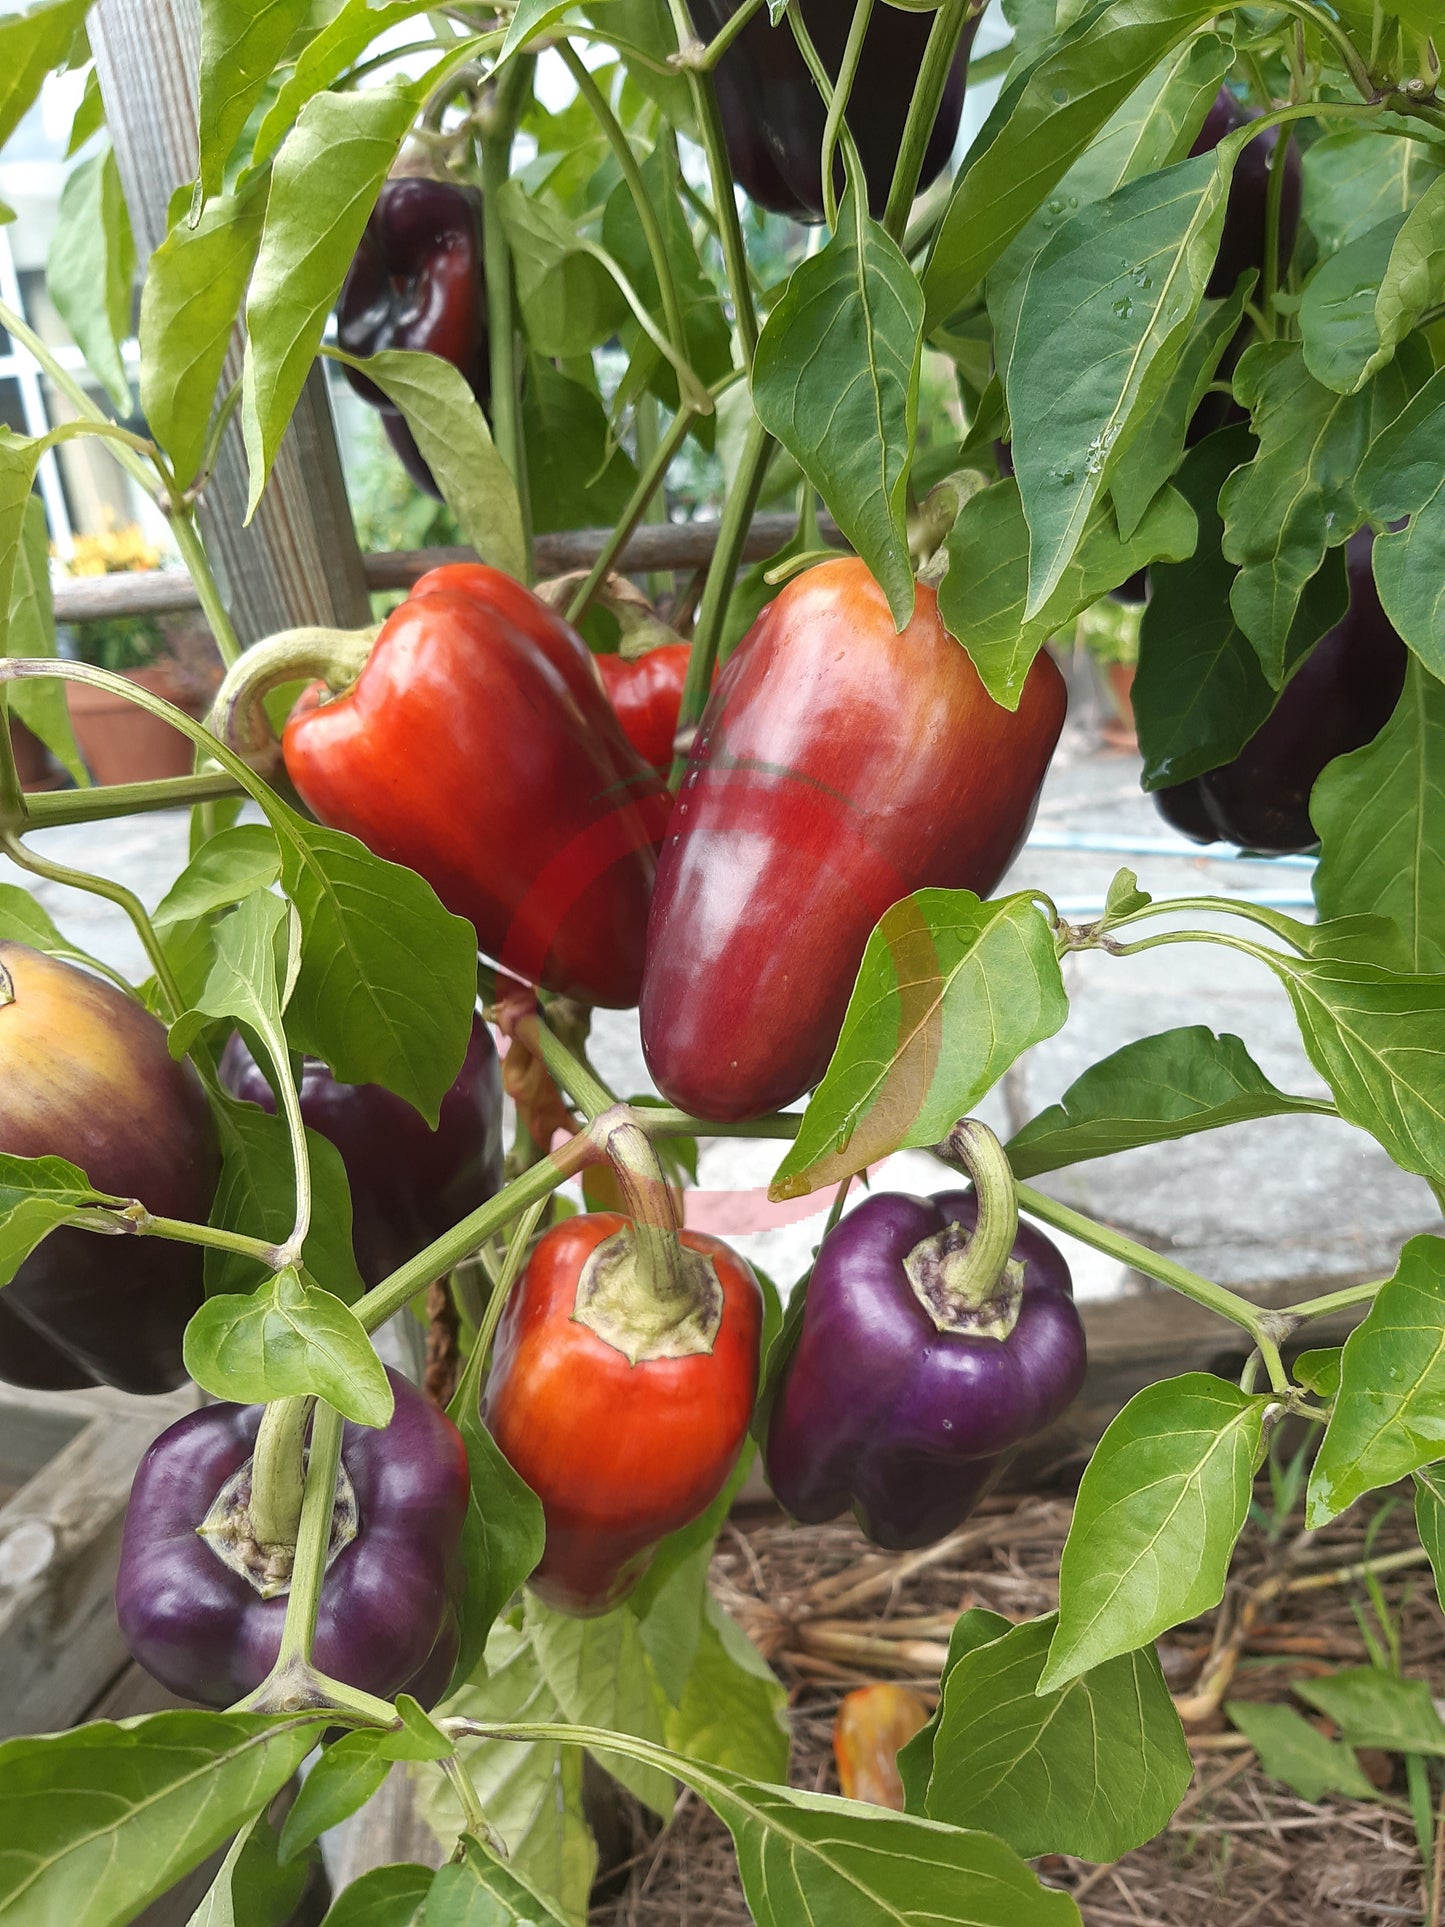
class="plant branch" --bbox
[563,397,708,626]
[674,409,773,753]
[479,58,533,577]
[274,1401,345,1671]
[20,769,244,826]
[819,0,874,235]
[882,0,972,242]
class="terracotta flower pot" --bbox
[8,717,64,791]
[65,660,218,786]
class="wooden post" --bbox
[89,0,372,643]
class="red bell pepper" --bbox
[214,566,674,1009]
[483,1210,763,1615]
[595,643,692,774]
[639,558,1067,1119]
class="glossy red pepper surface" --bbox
[639,559,1067,1120]
[595,643,692,774]
[483,1212,763,1615]
[280,565,673,1008]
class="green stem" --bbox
[558,43,692,377]
[0,689,25,828]
[21,770,245,827]
[674,409,773,749]
[638,1106,804,1139]
[1286,1277,1385,1322]
[819,0,874,235]
[70,1208,283,1266]
[275,1402,345,1669]
[663,0,759,367]
[249,1396,311,1550]
[563,400,701,625]
[785,2,863,227]
[169,510,244,669]
[1015,1182,1281,1353]
[1237,0,1374,97]
[881,0,972,242]
[0,829,185,1017]
[692,0,766,67]
[272,1051,314,1261]
[927,1118,1022,1317]
[517,1008,614,1121]
[0,299,159,494]
[447,1195,548,1424]
[1261,124,1294,338]
[353,1129,594,1334]
[479,61,533,577]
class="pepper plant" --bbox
[1,0,1445,1922]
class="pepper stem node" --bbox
[908,1118,1024,1339]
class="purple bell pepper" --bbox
[218,1014,503,1289]
[116,1369,468,1708]
[765,1189,1086,1550]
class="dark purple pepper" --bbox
[336,176,489,499]
[1155,530,1406,854]
[0,942,220,1395]
[218,1015,503,1289]
[764,1190,1086,1551]
[687,0,975,223]
[1191,89,1302,302]
[116,1369,468,1708]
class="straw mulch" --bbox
[589,1474,1445,1927]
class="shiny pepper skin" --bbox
[639,560,1066,1120]
[0,943,220,1394]
[280,565,674,1008]
[336,176,488,498]
[483,1213,763,1615]
[116,1370,469,1708]
[687,0,975,222]
[218,1013,503,1288]
[765,1190,1086,1551]
[834,1685,930,1809]
[595,643,692,775]
[1155,531,1406,854]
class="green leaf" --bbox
[0,1151,109,1289]
[695,1764,1082,1927]
[197,0,311,201]
[1219,337,1425,681]
[186,1812,309,1927]
[497,0,577,63]
[154,826,282,929]
[583,0,692,129]
[0,885,107,971]
[141,172,267,490]
[1313,658,1445,970]
[922,0,1218,323]
[752,183,923,630]
[1225,1701,1377,1804]
[1293,1347,1342,1399]
[0,0,90,154]
[252,0,429,168]
[1307,1236,1445,1526]
[327,349,525,581]
[1356,364,1445,679]
[1295,1668,1445,1758]
[277,1734,388,1866]
[446,1408,545,1689]
[1109,266,1254,539]
[1414,1464,1445,1612]
[1006,1026,1329,1178]
[771,890,1068,1200]
[46,145,135,413]
[1042,1374,1268,1690]
[65,64,103,156]
[441,1624,596,1924]
[1300,177,1445,396]
[206,1098,366,1306]
[167,887,295,1067]
[526,1595,677,1818]
[663,1591,789,1785]
[1260,948,1445,1183]
[497,180,628,358]
[1302,127,1444,257]
[914,1611,1191,1860]
[182,1263,394,1427]
[1008,148,1232,616]
[0,432,48,651]
[523,356,638,536]
[898,1609,1015,1808]
[242,78,427,516]
[5,493,87,784]
[318,1863,433,1927]
[0,1709,325,1926]
[377,1698,451,1765]
[1134,424,1349,787]
[264,798,477,1129]
[938,477,1196,708]
[425,1837,571,1927]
